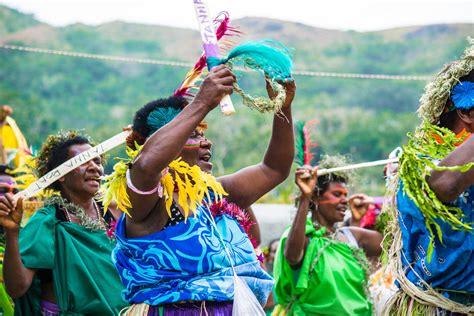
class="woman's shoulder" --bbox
[24,203,57,223]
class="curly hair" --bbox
[126,96,187,149]
[36,130,94,191]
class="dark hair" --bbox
[440,69,474,129]
[438,107,458,129]
[268,238,280,249]
[127,96,187,148]
[0,165,11,176]
[37,131,92,191]
[294,174,348,212]
[47,137,90,172]
[316,174,348,196]
[458,69,474,83]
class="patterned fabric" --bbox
[113,196,273,306]
[148,301,233,316]
[163,203,184,229]
[397,181,474,299]
[368,268,397,315]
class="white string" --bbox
[0,44,194,67]
[293,70,431,81]
[0,44,432,81]
[201,206,237,274]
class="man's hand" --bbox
[193,65,236,111]
[295,165,318,198]
[0,193,24,232]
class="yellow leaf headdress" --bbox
[100,144,227,220]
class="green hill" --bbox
[0,5,39,36]
[0,4,472,200]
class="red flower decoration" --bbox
[106,218,117,240]
[207,199,263,263]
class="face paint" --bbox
[319,199,343,205]
[180,129,213,173]
[184,138,201,149]
[319,188,348,205]
[184,130,209,149]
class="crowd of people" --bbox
[0,38,472,316]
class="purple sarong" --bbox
[40,300,60,316]
[148,301,233,316]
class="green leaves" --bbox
[398,122,473,262]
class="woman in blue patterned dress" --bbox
[106,65,296,315]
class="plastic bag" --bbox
[232,275,265,316]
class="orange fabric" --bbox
[432,128,471,147]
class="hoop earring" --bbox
[312,218,321,230]
[309,200,318,212]
[310,200,321,230]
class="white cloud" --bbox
[1,0,472,31]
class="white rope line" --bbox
[0,44,433,81]
[0,44,195,68]
[293,70,431,81]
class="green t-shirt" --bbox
[273,220,372,315]
[14,205,127,315]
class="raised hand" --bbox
[295,165,318,198]
[265,79,296,108]
[0,193,24,232]
[348,193,373,216]
[194,65,236,110]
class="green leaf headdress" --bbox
[417,39,474,125]
[397,40,474,261]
